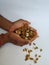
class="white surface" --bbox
[0,0,49,65]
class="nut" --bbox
[28,50,32,54]
[34,60,37,63]
[23,48,27,52]
[29,58,33,60]
[35,54,37,57]
[36,58,38,60]
[40,49,43,52]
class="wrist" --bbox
[0,33,9,47]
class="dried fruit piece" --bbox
[34,60,37,63]
[26,30,29,32]
[23,48,27,52]
[25,37,28,40]
[26,33,29,37]
[25,54,30,57]
[35,54,37,57]
[34,46,38,50]
[36,46,38,49]
[25,54,30,61]
[38,55,41,57]
[29,30,34,37]
[40,49,43,52]
[36,58,38,60]
[15,30,21,35]
[33,43,36,45]
[25,57,28,61]
[34,47,36,50]
[28,50,32,54]
[21,35,25,39]
[29,57,33,60]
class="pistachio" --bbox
[38,55,41,57]
[33,43,36,45]
[26,30,30,32]
[26,33,29,37]
[36,58,38,60]
[25,37,28,40]
[34,60,37,63]
[29,58,33,60]
[35,54,37,57]
[28,50,32,54]
[34,46,38,50]
[40,49,43,52]
[25,54,30,61]
[23,48,27,52]
[15,30,21,35]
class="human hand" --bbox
[9,19,31,46]
[0,19,31,47]
[0,16,38,47]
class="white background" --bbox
[0,0,49,65]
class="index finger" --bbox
[10,19,31,32]
[14,19,31,24]
[9,32,30,45]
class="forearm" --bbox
[0,15,13,31]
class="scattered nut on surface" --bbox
[23,42,43,64]
[35,54,38,57]
[40,49,43,52]
[25,54,30,61]
[33,43,36,45]
[29,57,34,60]
[34,60,37,63]
[36,58,39,60]
[28,50,32,54]
[23,48,27,52]
[34,46,38,50]
[38,55,41,57]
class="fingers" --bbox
[10,22,24,32]
[15,19,31,24]
[10,19,31,32]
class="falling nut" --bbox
[35,54,38,57]
[28,50,32,54]
[29,58,34,60]
[40,49,43,52]
[34,60,37,63]
[23,48,27,52]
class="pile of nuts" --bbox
[14,24,36,40]
[23,43,43,64]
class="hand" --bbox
[0,18,38,47]
[8,19,31,46]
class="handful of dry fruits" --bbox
[14,24,38,41]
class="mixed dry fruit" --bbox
[14,24,38,41]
